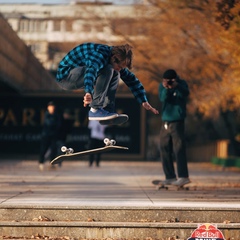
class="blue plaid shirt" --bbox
[56,43,147,103]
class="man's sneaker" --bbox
[89,108,118,121]
[161,178,177,185]
[172,178,191,187]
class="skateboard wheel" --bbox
[104,138,110,145]
[157,185,168,190]
[110,139,116,145]
[68,148,74,154]
[61,146,67,152]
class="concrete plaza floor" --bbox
[0,158,239,209]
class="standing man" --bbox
[56,43,158,120]
[158,69,190,186]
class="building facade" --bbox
[1,2,153,72]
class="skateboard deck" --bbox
[51,138,128,165]
[152,179,191,190]
[99,114,128,125]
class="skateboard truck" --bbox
[61,146,74,154]
[104,138,116,146]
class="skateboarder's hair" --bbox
[111,44,133,69]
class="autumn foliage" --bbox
[112,0,240,120]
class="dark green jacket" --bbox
[158,77,189,122]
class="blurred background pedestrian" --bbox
[88,120,107,167]
[39,101,62,171]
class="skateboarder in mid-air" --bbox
[56,43,159,122]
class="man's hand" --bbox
[168,80,178,89]
[162,79,169,88]
[83,93,92,107]
[162,79,178,89]
[142,102,159,114]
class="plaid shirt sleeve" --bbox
[120,68,148,103]
[56,43,111,94]
[83,53,107,93]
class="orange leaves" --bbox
[136,1,240,118]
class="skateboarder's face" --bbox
[110,56,127,72]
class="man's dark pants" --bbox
[159,121,189,179]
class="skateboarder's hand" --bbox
[83,93,92,107]
[142,102,159,114]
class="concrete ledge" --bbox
[1,206,240,223]
[1,221,240,228]
[1,222,239,239]
[1,205,240,210]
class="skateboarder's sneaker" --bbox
[88,108,118,121]
[172,178,190,187]
[99,114,128,125]
[161,178,177,185]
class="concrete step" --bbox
[0,206,239,239]
[1,221,239,239]
[1,206,239,222]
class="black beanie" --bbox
[163,69,177,79]
[48,101,55,106]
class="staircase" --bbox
[0,206,239,239]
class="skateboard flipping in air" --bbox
[152,179,191,191]
[51,138,128,165]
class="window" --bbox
[53,20,61,31]
[19,19,29,32]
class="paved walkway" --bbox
[0,159,239,209]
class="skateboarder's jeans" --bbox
[159,121,189,179]
[57,65,119,111]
